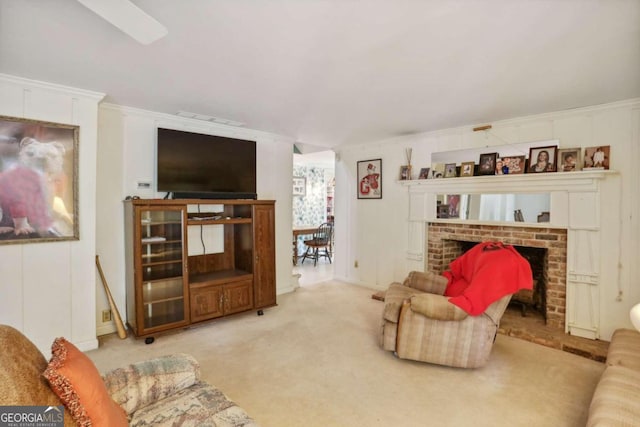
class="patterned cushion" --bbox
[129,382,258,427]
[43,337,128,427]
[103,354,201,415]
[0,325,76,427]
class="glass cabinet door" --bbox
[137,206,187,331]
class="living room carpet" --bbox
[88,280,604,427]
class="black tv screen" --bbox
[157,128,256,199]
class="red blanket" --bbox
[442,242,533,315]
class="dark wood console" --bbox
[124,199,276,338]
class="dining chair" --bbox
[301,223,333,266]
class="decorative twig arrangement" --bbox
[405,148,412,167]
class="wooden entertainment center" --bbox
[124,198,276,339]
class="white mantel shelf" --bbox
[399,170,617,194]
[426,218,567,229]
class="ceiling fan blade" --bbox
[76,0,168,45]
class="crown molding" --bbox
[0,73,105,101]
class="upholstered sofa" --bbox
[587,328,640,426]
[0,324,257,426]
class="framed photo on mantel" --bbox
[478,153,497,176]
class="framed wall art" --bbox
[557,148,581,172]
[478,153,497,176]
[0,115,79,244]
[418,167,430,179]
[527,146,557,173]
[292,176,306,196]
[357,159,382,199]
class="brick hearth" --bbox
[427,222,567,329]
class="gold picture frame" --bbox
[460,161,475,177]
[0,115,79,244]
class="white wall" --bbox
[95,104,295,336]
[0,74,104,355]
[334,99,640,340]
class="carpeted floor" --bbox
[88,280,604,427]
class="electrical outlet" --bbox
[354,260,358,268]
[102,309,112,323]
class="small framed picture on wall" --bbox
[292,176,306,196]
[357,159,382,199]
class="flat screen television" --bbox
[157,128,257,199]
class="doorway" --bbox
[292,150,335,285]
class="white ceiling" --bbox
[1,0,638,149]
[294,150,335,168]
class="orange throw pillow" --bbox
[43,337,128,427]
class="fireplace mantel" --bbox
[400,169,613,192]
[400,170,616,227]
[400,169,621,340]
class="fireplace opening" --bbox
[455,241,547,320]
[427,223,567,329]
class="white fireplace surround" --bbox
[401,170,621,340]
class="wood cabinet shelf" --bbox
[190,269,253,287]
[142,259,182,267]
[143,295,184,305]
[141,238,182,244]
[125,199,276,338]
[187,217,252,226]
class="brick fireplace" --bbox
[427,222,567,329]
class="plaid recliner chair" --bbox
[380,242,533,368]
[379,270,512,368]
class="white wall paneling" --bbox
[0,74,104,354]
[95,104,296,335]
[335,98,639,341]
